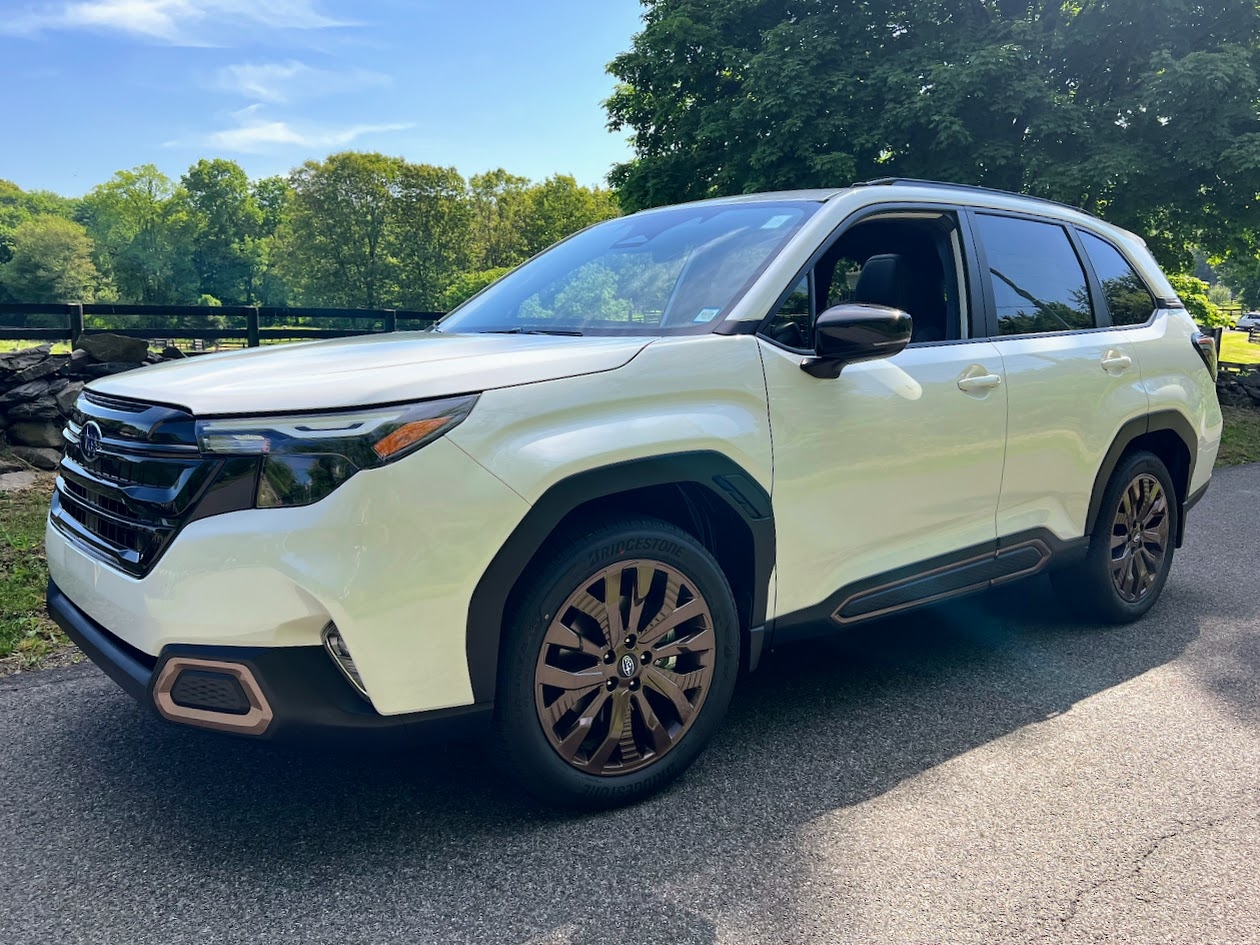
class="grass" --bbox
[1220,329,1260,365]
[1218,405,1260,467]
[0,340,72,354]
[0,470,71,673]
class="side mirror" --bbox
[801,304,912,379]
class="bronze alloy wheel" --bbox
[533,558,715,776]
[1109,472,1171,603]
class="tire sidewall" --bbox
[1084,451,1179,622]
[495,519,740,808]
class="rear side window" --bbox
[1079,230,1156,326]
[975,214,1094,336]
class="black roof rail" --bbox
[852,178,1091,216]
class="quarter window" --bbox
[1079,231,1156,327]
[976,215,1094,336]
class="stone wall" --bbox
[0,334,182,470]
[1217,367,1260,409]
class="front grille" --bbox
[51,391,256,577]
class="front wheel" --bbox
[1051,450,1178,623]
[493,518,739,809]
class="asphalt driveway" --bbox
[2,465,1258,944]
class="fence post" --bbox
[68,302,84,347]
[246,306,260,348]
[384,309,397,333]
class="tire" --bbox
[1051,450,1179,624]
[493,517,739,810]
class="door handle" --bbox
[1101,351,1133,372]
[957,373,1003,392]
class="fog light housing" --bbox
[323,623,370,703]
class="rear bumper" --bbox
[47,580,491,744]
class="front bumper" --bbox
[43,436,531,716]
[48,580,491,743]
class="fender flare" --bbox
[1084,410,1199,544]
[464,451,775,703]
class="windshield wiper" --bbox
[481,327,584,336]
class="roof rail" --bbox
[852,178,1090,216]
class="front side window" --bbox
[1079,230,1156,327]
[976,215,1094,336]
[438,202,817,336]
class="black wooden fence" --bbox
[0,302,443,347]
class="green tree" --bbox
[521,175,619,257]
[469,169,532,269]
[0,179,78,265]
[79,165,198,304]
[606,0,1260,265]
[439,266,512,310]
[1167,273,1229,327]
[0,215,103,303]
[182,158,263,305]
[281,152,403,309]
[393,163,474,310]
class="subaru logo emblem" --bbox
[80,421,103,461]
[619,654,637,679]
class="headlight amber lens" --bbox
[195,395,478,508]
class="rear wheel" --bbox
[1051,451,1178,623]
[493,518,739,809]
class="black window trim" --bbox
[1074,226,1160,331]
[967,206,1128,341]
[748,201,991,354]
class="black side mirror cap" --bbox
[800,303,913,379]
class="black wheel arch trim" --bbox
[465,451,775,704]
[1085,410,1200,547]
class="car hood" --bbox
[88,331,654,415]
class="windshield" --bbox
[437,201,818,336]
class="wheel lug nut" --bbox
[624,635,636,647]
[628,679,640,691]
[641,652,651,664]
[606,679,618,690]
[603,651,615,664]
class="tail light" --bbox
[1191,331,1218,381]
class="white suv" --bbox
[45,179,1221,807]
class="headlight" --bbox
[195,395,478,508]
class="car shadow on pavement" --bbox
[35,574,1207,944]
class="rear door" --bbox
[970,211,1150,541]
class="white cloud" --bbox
[172,106,413,153]
[215,60,390,104]
[1,0,351,43]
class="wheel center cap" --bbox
[618,654,638,679]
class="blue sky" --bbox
[1,0,645,196]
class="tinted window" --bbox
[1080,230,1156,326]
[976,215,1094,335]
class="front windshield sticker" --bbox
[761,214,794,229]
[694,307,722,323]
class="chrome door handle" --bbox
[957,373,1003,392]
[1101,351,1133,372]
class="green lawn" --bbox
[0,472,70,672]
[1220,329,1260,365]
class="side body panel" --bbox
[447,335,774,504]
[759,338,1008,622]
[992,329,1150,540]
[1125,308,1222,496]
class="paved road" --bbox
[3,467,1259,945]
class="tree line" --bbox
[0,154,619,313]
[606,0,1260,308]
